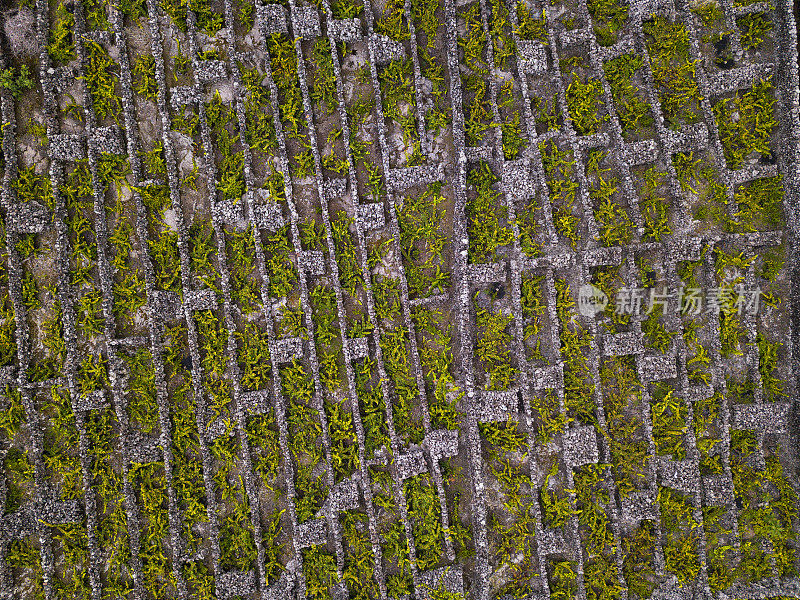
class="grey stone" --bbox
[298,250,326,275]
[3,8,38,56]
[387,164,442,193]
[170,86,200,109]
[258,3,288,34]
[537,526,568,554]
[474,389,518,422]
[501,159,534,199]
[640,353,677,380]
[291,6,321,39]
[195,60,228,84]
[347,336,369,360]
[239,389,270,415]
[422,429,459,460]
[270,337,304,363]
[732,402,791,435]
[517,40,547,73]
[466,262,506,283]
[329,18,362,41]
[702,475,734,506]
[371,33,406,65]
[396,448,428,479]
[562,426,599,468]
[73,390,109,412]
[90,126,125,155]
[326,476,360,512]
[418,565,465,600]
[658,459,699,493]
[212,198,244,225]
[621,491,659,522]
[253,200,285,231]
[530,364,562,390]
[184,289,218,312]
[150,291,182,321]
[601,332,644,356]
[357,202,385,231]
[216,570,256,599]
[295,518,328,548]
[583,246,623,267]
[7,201,51,233]
[49,134,86,161]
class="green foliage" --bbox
[413,307,463,431]
[731,175,782,233]
[149,230,182,293]
[588,151,633,247]
[475,301,517,390]
[282,358,315,405]
[621,522,657,598]
[48,3,76,63]
[479,418,526,453]
[565,74,608,135]
[13,165,53,211]
[267,34,306,140]
[466,163,513,262]
[120,350,158,434]
[692,0,723,27]
[555,280,595,424]
[642,304,676,353]
[226,227,261,312]
[0,66,34,99]
[548,559,578,600]
[587,0,628,46]
[379,59,419,148]
[757,332,785,401]
[220,494,257,571]
[132,54,158,101]
[380,327,425,443]
[498,111,527,160]
[263,224,298,298]
[331,212,363,296]
[82,41,121,122]
[637,167,671,241]
[310,39,338,116]
[405,474,444,569]
[411,0,439,46]
[600,356,648,498]
[488,0,516,69]
[643,17,702,128]
[376,0,410,40]
[241,66,276,154]
[658,486,701,584]
[77,354,109,397]
[737,12,772,50]
[237,324,271,391]
[398,182,451,297]
[295,464,326,523]
[603,54,653,135]
[541,461,574,528]
[246,411,280,490]
[355,358,389,455]
[714,78,776,169]
[326,400,358,479]
[304,545,339,600]
[516,3,547,41]
[541,141,580,247]
[651,384,687,460]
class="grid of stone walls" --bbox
[0,0,798,598]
